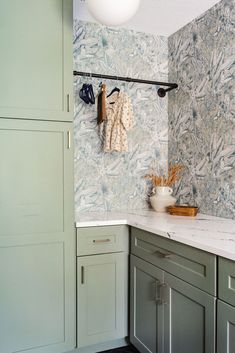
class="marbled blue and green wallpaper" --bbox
[168,0,235,219]
[74,21,169,212]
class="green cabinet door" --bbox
[217,300,235,353]
[0,119,75,353]
[0,0,73,122]
[130,255,164,353]
[218,257,235,306]
[77,253,127,348]
[164,273,216,353]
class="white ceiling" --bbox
[74,0,222,37]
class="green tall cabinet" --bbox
[0,119,75,353]
[0,0,73,121]
[0,1,75,353]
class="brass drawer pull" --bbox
[93,239,111,244]
[154,250,172,259]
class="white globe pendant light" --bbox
[86,0,141,27]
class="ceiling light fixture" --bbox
[86,0,141,27]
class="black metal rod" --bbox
[73,70,178,90]
[164,86,177,93]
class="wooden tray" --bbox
[167,205,199,217]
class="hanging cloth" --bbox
[97,83,107,124]
[101,91,134,152]
[79,83,95,105]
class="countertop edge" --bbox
[75,219,128,228]
[75,213,235,261]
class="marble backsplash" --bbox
[168,0,235,219]
[74,21,169,212]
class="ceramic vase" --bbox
[150,186,176,213]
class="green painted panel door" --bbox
[218,257,235,306]
[0,119,75,353]
[217,300,235,353]
[164,273,216,353]
[130,255,164,353]
[0,0,73,122]
[77,253,126,348]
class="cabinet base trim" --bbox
[66,338,129,353]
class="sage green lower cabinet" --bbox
[164,272,216,353]
[218,257,235,306]
[0,119,75,353]
[217,300,235,353]
[218,257,235,353]
[130,255,164,353]
[130,253,216,353]
[77,253,126,348]
[131,227,216,295]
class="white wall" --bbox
[73,0,221,36]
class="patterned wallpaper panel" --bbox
[168,0,235,219]
[74,21,168,212]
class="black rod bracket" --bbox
[73,71,178,97]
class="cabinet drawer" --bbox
[219,257,235,306]
[77,225,129,256]
[131,227,216,295]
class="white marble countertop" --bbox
[75,210,235,261]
